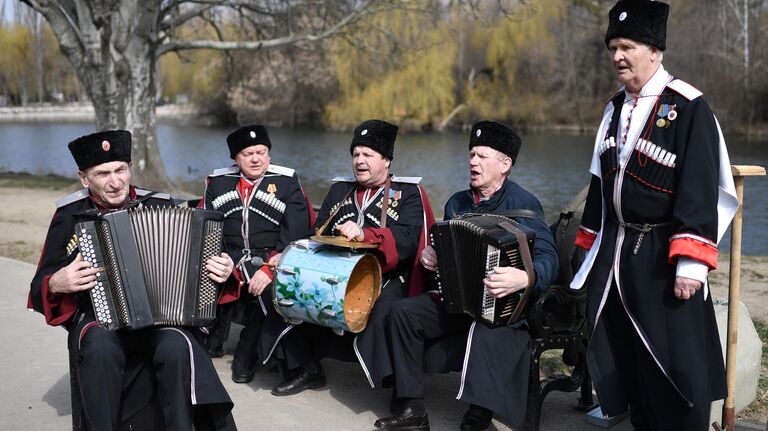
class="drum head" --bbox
[343,253,382,333]
[311,235,379,250]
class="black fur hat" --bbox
[605,0,669,51]
[227,124,271,159]
[349,120,398,160]
[68,130,132,171]
[469,121,522,165]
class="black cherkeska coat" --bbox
[28,187,236,430]
[574,73,737,430]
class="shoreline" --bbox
[0,103,201,124]
[5,103,766,138]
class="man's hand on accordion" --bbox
[419,246,438,272]
[205,253,234,284]
[48,252,102,294]
[483,266,529,298]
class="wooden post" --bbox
[720,165,765,431]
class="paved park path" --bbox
[1,256,633,430]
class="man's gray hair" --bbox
[643,42,663,62]
[494,149,513,178]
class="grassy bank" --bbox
[0,172,75,190]
[742,318,768,421]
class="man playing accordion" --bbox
[375,121,558,431]
[28,130,237,430]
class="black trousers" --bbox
[265,277,407,384]
[74,323,194,431]
[389,293,472,399]
[207,284,268,368]
[602,286,709,431]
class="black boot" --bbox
[375,399,429,431]
[206,343,224,358]
[231,358,257,384]
[203,330,225,358]
[460,404,492,431]
[271,362,326,396]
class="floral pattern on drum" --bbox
[273,240,380,333]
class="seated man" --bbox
[201,124,314,383]
[258,119,435,396]
[375,121,558,431]
[28,130,237,431]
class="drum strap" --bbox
[315,186,356,236]
[315,178,392,234]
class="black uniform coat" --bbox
[259,176,431,388]
[424,179,558,427]
[573,68,738,427]
[28,187,235,429]
[202,165,313,310]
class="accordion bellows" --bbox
[430,214,535,327]
[76,206,224,330]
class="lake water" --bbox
[1,122,766,255]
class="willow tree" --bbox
[18,0,397,190]
[462,0,562,125]
[325,6,457,130]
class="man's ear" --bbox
[502,157,513,176]
[650,47,660,63]
[77,170,89,188]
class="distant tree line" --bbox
[2,0,766,135]
[0,3,81,104]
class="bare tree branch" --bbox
[159,3,214,31]
[155,4,368,58]
[20,0,87,61]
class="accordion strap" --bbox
[493,208,542,222]
[128,191,157,208]
[497,220,536,322]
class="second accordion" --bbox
[430,214,536,327]
[75,206,224,330]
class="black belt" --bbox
[613,218,671,255]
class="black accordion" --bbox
[430,214,535,327]
[75,206,224,330]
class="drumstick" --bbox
[250,256,276,269]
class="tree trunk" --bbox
[83,2,173,191]
[24,0,377,193]
[29,0,175,192]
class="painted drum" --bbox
[273,239,382,333]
